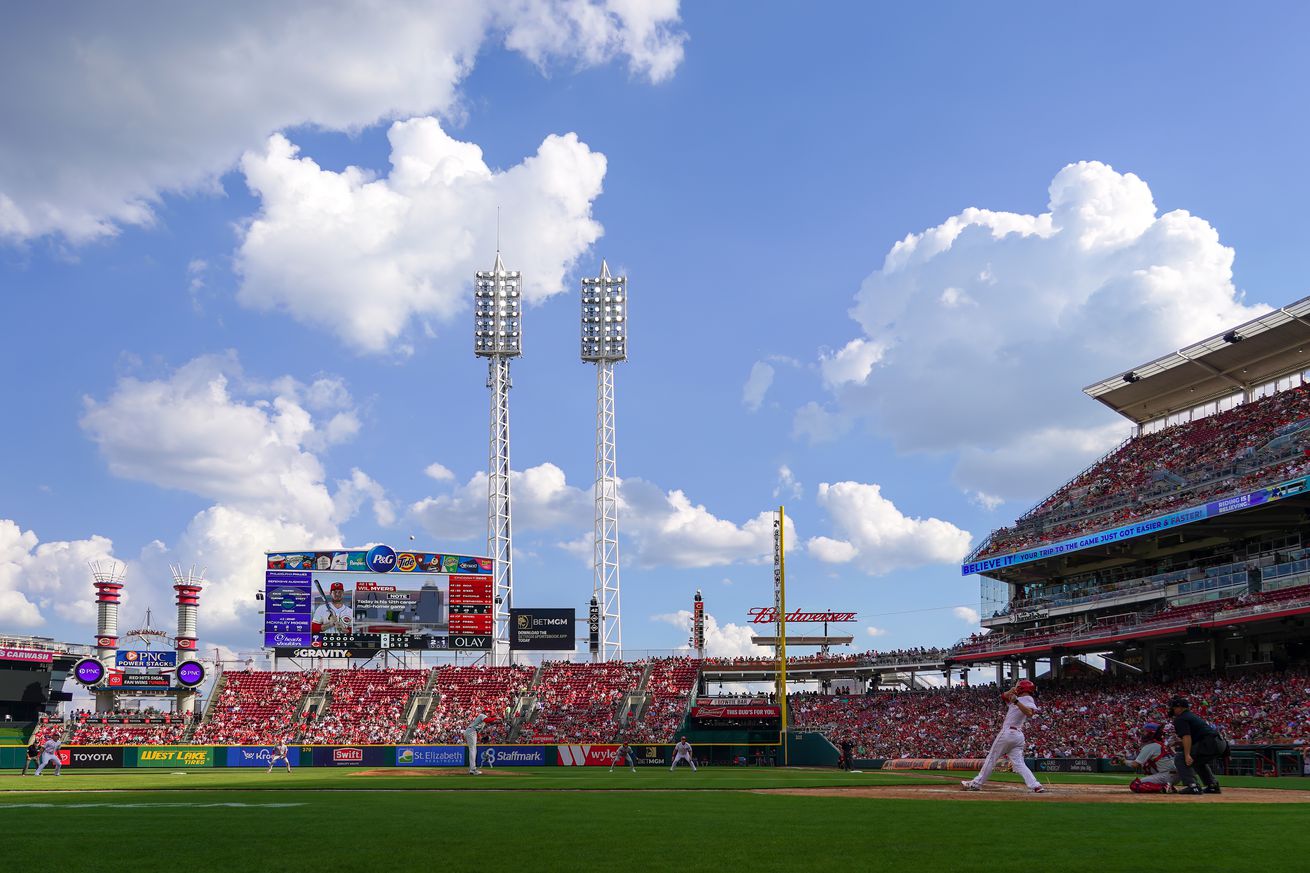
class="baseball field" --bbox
[4,767,1307,872]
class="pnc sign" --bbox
[747,608,857,624]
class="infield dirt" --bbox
[762,783,1310,803]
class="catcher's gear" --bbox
[1015,679,1036,695]
[1130,777,1169,794]
[1141,722,1164,742]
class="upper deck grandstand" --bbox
[956,298,1310,672]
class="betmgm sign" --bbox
[509,608,575,651]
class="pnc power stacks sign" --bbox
[137,747,214,768]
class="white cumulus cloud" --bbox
[742,361,775,412]
[654,610,759,658]
[0,1,685,242]
[824,161,1269,503]
[809,481,972,574]
[953,605,980,624]
[0,520,117,628]
[236,120,606,353]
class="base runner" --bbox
[1122,722,1179,794]
[34,737,62,776]
[670,737,697,772]
[465,713,497,775]
[266,740,292,774]
[610,741,637,773]
[961,680,1045,793]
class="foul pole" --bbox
[774,505,788,764]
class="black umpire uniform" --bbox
[1169,696,1228,794]
[21,741,39,776]
[840,739,855,770]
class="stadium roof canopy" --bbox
[1084,296,1310,424]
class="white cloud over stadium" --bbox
[0,1,685,242]
[814,160,1269,505]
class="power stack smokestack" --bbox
[170,564,205,657]
[90,560,127,668]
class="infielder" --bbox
[266,740,292,774]
[34,737,62,776]
[670,737,697,771]
[465,713,497,775]
[961,679,1045,793]
[610,741,637,773]
[1123,722,1179,794]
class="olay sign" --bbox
[0,647,54,663]
[747,608,857,624]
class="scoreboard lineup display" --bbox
[264,545,495,653]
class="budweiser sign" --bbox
[747,608,856,624]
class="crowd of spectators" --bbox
[702,648,949,669]
[298,669,428,745]
[792,670,1310,760]
[977,385,1310,559]
[409,665,533,745]
[518,661,644,743]
[626,657,699,743]
[191,670,320,745]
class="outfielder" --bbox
[961,679,1045,793]
[465,713,497,775]
[670,737,697,771]
[610,741,637,773]
[34,737,62,776]
[266,740,292,774]
[1123,722,1179,794]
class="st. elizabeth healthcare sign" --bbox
[963,476,1309,575]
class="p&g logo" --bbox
[365,545,397,573]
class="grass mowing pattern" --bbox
[2,769,1307,872]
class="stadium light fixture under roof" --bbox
[1083,295,1310,425]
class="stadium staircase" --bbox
[400,670,441,742]
[293,673,332,741]
[184,669,227,741]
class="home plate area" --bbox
[759,783,1310,803]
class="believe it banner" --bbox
[963,475,1310,576]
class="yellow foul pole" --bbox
[775,505,788,764]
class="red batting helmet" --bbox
[1015,679,1036,694]
[330,582,344,592]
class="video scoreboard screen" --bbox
[265,545,494,654]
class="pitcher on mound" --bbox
[961,679,1045,793]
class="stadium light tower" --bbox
[582,260,627,661]
[475,249,522,665]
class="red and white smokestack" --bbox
[171,564,205,656]
[89,560,126,666]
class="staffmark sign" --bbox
[509,608,575,650]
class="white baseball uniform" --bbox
[35,739,62,776]
[965,695,1042,790]
[313,600,353,633]
[465,714,491,772]
[671,740,696,771]
[268,742,291,772]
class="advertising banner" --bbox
[137,747,214,768]
[310,746,393,767]
[107,673,172,689]
[509,608,575,650]
[0,647,55,664]
[963,475,1310,575]
[630,745,672,767]
[1032,757,1099,773]
[226,746,303,768]
[395,745,465,767]
[115,650,177,668]
[557,744,622,767]
[691,705,781,719]
[137,747,215,768]
[55,747,124,769]
[473,745,549,768]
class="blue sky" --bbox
[3,2,1308,659]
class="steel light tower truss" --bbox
[475,251,522,664]
[581,260,627,660]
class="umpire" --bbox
[1169,696,1228,795]
[20,739,39,776]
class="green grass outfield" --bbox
[2,767,1308,872]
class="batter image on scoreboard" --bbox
[311,581,353,634]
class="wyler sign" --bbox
[137,747,214,768]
